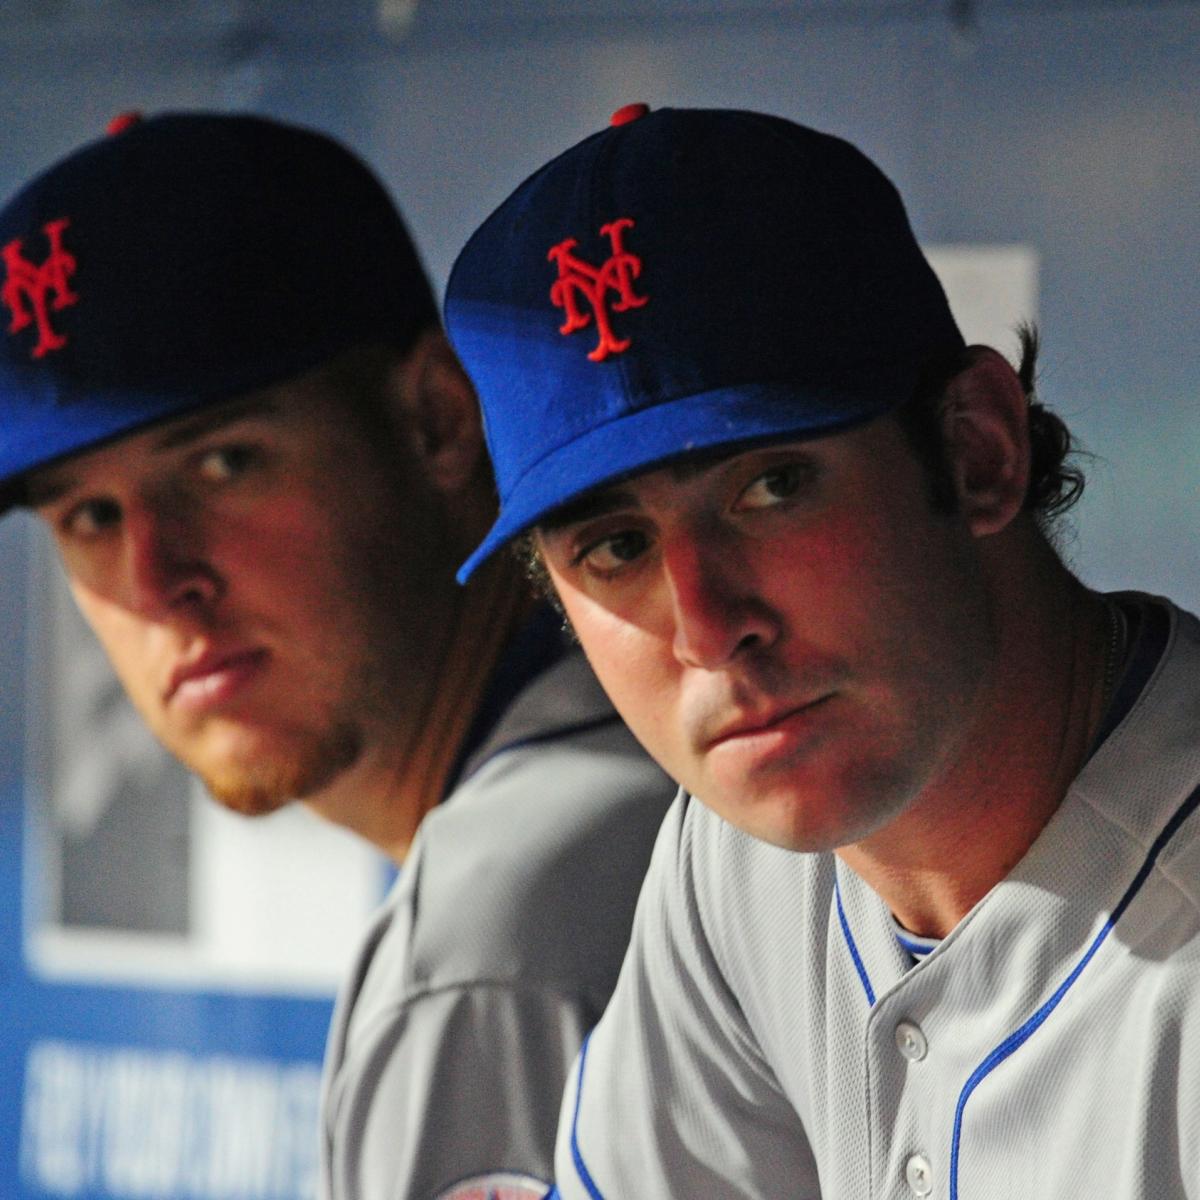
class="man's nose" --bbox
[123,503,223,618]
[662,530,778,670]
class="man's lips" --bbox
[703,696,832,749]
[164,647,269,709]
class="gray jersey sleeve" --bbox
[321,653,677,1200]
[325,974,591,1198]
[554,794,821,1199]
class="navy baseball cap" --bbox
[446,104,964,582]
[0,111,437,510]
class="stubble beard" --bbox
[182,648,400,818]
[193,717,365,817]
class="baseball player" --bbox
[0,112,675,1199]
[443,104,1200,1197]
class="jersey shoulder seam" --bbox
[1076,786,1200,917]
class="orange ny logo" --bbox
[2,218,79,359]
[548,217,648,362]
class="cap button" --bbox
[610,103,650,127]
[106,111,143,136]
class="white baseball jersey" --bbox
[553,594,1200,1199]
[320,636,675,1200]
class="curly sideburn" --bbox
[1017,325,1086,519]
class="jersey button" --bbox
[894,1020,928,1061]
[905,1153,934,1196]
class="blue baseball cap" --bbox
[446,104,964,582]
[0,111,437,510]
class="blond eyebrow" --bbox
[152,397,283,450]
[25,398,285,508]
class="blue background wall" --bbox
[1,3,1196,1197]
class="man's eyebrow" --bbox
[537,442,789,532]
[24,398,285,508]
[538,487,642,532]
[662,438,812,481]
[152,397,283,451]
[25,474,73,508]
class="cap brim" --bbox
[456,373,909,582]
[0,388,207,516]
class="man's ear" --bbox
[940,346,1031,537]
[385,328,484,493]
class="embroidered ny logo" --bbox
[2,218,79,359]
[548,217,648,362]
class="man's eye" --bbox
[62,498,122,538]
[197,445,260,482]
[575,529,649,574]
[734,463,809,511]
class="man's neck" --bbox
[838,540,1113,940]
[307,556,534,864]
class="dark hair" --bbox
[895,323,1085,525]
[514,530,561,616]
[516,323,1085,606]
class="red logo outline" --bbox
[2,218,79,359]
[548,217,648,362]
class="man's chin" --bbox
[204,777,297,818]
[175,721,364,819]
